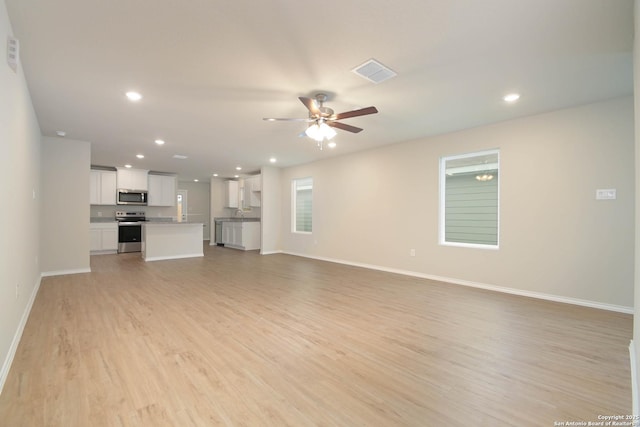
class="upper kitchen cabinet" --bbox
[90,169,116,205]
[243,175,261,208]
[148,174,177,206]
[225,180,239,208]
[116,167,149,190]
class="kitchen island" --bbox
[142,222,204,262]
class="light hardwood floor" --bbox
[0,245,632,426]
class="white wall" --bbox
[279,97,634,310]
[40,137,90,275]
[0,0,42,392]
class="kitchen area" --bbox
[213,176,262,251]
[89,166,262,260]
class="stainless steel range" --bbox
[115,211,146,253]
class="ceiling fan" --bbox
[263,93,378,145]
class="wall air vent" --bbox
[352,58,397,84]
[7,36,19,72]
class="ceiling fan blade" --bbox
[263,117,315,122]
[299,97,321,116]
[332,106,378,120]
[327,121,363,133]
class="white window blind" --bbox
[440,150,499,248]
[293,177,313,233]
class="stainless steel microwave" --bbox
[117,189,148,205]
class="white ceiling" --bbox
[5,0,634,181]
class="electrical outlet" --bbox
[15,283,19,300]
[410,249,416,257]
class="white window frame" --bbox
[439,149,500,250]
[292,177,313,234]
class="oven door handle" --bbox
[118,222,143,226]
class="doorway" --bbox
[177,189,188,222]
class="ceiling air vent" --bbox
[352,59,396,84]
[172,154,188,159]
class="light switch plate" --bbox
[596,189,616,200]
[7,36,18,72]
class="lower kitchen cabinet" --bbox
[221,221,260,250]
[90,223,118,254]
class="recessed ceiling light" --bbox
[503,93,520,103]
[154,139,165,145]
[56,130,66,137]
[126,91,142,102]
[234,175,239,178]
[194,179,199,182]
[124,164,132,168]
[235,166,242,171]
[327,142,337,148]
[269,157,277,163]
[212,173,218,177]
[136,154,144,159]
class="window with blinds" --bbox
[292,177,313,233]
[440,150,499,248]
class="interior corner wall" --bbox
[280,96,634,309]
[0,0,42,393]
[632,0,640,414]
[40,137,90,275]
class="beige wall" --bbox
[277,97,634,309]
[261,166,282,254]
[40,137,91,275]
[0,0,42,391]
[177,180,211,240]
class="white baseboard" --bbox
[144,253,204,262]
[41,267,91,277]
[631,340,639,416]
[89,250,117,255]
[0,275,41,395]
[260,249,283,255]
[282,251,634,314]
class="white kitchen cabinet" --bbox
[225,180,239,208]
[221,221,260,250]
[148,174,176,206]
[116,167,149,190]
[90,223,118,254]
[90,169,117,205]
[242,175,261,208]
[252,175,261,192]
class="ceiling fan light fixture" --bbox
[476,173,494,181]
[305,121,336,142]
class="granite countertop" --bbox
[90,217,117,223]
[144,221,203,225]
[214,217,260,223]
